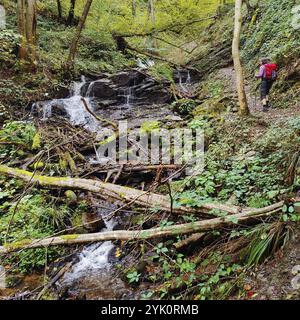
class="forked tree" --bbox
[17,0,37,69]
[66,0,93,70]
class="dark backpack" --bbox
[264,63,278,81]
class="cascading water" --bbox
[178,70,192,93]
[124,87,133,106]
[60,208,133,299]
[63,214,116,285]
[32,76,100,132]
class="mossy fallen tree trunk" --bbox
[0,202,283,254]
[0,165,242,216]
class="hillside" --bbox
[0,0,299,302]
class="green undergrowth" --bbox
[0,192,65,273]
[173,116,300,210]
[242,0,300,108]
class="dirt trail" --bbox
[219,66,300,300]
[245,231,300,300]
[218,66,300,123]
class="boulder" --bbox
[82,79,117,99]
[109,70,146,87]
[82,212,105,232]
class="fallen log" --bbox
[0,165,243,216]
[173,233,205,250]
[0,204,283,254]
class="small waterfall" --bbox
[72,75,86,96]
[137,58,155,69]
[62,214,117,284]
[124,87,133,106]
[35,77,100,132]
[86,81,96,97]
[178,70,192,93]
[186,71,191,86]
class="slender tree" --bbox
[67,0,76,25]
[56,0,62,20]
[148,0,158,49]
[132,0,137,17]
[17,0,38,69]
[232,0,249,116]
[66,0,93,70]
[17,0,26,60]
[25,0,37,60]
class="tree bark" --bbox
[232,0,249,116]
[66,0,93,70]
[17,0,37,69]
[57,0,62,20]
[0,204,282,254]
[25,0,37,64]
[0,164,243,217]
[67,0,76,26]
[132,0,137,17]
[17,0,27,60]
[148,0,158,49]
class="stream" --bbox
[29,67,195,300]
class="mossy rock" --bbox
[192,98,228,117]
[172,99,197,116]
[64,190,77,205]
[140,120,160,133]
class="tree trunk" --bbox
[132,0,136,17]
[232,0,249,116]
[25,0,37,64]
[17,0,37,69]
[17,0,27,60]
[148,0,158,49]
[57,0,62,20]
[67,0,76,26]
[66,0,93,70]
[0,164,244,217]
[0,203,282,254]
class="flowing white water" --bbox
[124,87,133,106]
[34,76,100,132]
[63,215,117,284]
[178,70,192,92]
[137,58,155,69]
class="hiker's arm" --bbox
[255,65,265,78]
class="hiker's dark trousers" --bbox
[260,79,274,99]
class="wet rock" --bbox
[31,100,68,118]
[94,99,119,110]
[136,86,171,105]
[109,70,146,87]
[64,190,77,205]
[82,212,105,232]
[82,79,117,99]
[83,71,110,81]
[52,85,70,99]
[82,70,172,105]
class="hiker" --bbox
[256,58,278,112]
